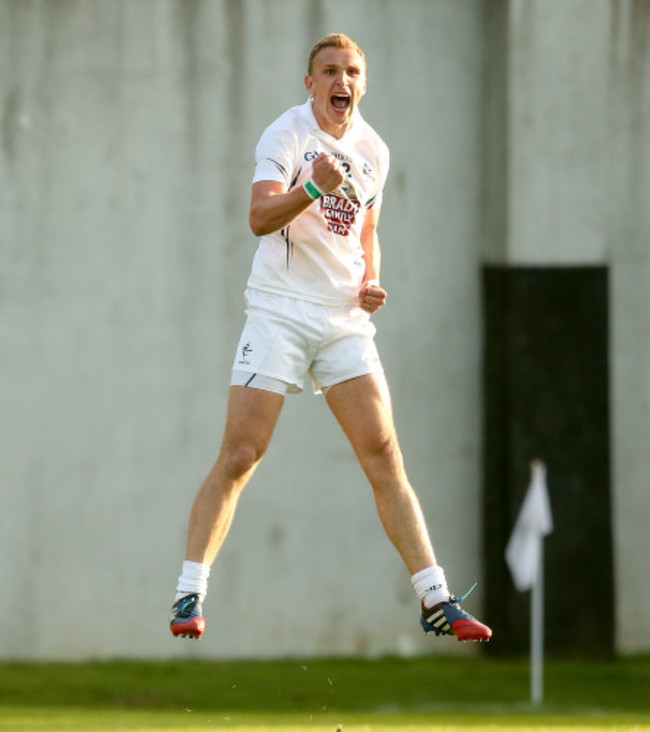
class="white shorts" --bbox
[231,289,383,395]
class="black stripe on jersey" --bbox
[289,166,302,190]
[280,225,293,269]
[266,158,288,177]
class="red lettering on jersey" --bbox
[320,193,361,236]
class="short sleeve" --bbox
[252,124,298,186]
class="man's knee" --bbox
[360,433,405,475]
[219,440,266,481]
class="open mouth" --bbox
[331,93,351,112]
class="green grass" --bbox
[1,709,650,731]
[1,708,649,731]
[0,656,649,730]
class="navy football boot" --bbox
[420,584,492,642]
[169,594,205,639]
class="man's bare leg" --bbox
[185,385,285,566]
[170,385,284,637]
[325,372,492,641]
[324,372,436,575]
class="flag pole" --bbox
[530,529,544,706]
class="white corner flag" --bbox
[505,460,553,592]
[505,459,553,706]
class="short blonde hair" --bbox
[307,33,366,75]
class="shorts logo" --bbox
[238,342,253,365]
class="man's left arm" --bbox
[359,205,387,314]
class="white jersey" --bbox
[247,99,390,306]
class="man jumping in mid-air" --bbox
[169,33,492,644]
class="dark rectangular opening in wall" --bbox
[482,266,613,657]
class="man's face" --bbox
[305,46,367,139]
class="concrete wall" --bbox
[600,0,650,655]
[1,0,648,660]
[482,0,650,654]
[0,0,485,660]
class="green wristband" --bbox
[303,179,324,200]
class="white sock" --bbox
[411,565,450,608]
[175,560,210,602]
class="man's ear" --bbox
[305,75,313,94]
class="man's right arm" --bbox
[249,153,345,237]
[249,180,313,237]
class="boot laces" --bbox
[450,581,478,605]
